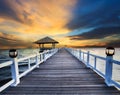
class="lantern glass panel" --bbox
[106,49,109,54]
[9,52,15,56]
[109,49,114,55]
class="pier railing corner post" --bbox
[105,47,115,86]
[9,49,20,86]
[40,53,42,62]
[79,50,81,60]
[36,54,39,68]
[11,58,20,86]
[42,51,45,62]
[87,51,90,68]
[105,56,113,86]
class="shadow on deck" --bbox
[1,48,120,95]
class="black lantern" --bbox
[9,49,18,58]
[105,47,115,56]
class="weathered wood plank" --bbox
[1,48,120,95]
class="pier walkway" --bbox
[1,49,120,95]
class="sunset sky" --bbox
[0,0,120,49]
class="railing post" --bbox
[43,52,45,62]
[82,52,84,60]
[72,49,74,55]
[87,51,90,67]
[28,58,31,69]
[49,50,52,57]
[77,49,79,59]
[75,49,77,58]
[76,49,78,57]
[73,49,74,55]
[94,56,97,69]
[73,49,75,56]
[44,51,46,61]
[36,54,39,68]
[47,51,49,58]
[11,58,20,86]
[40,53,42,62]
[105,56,113,86]
[74,49,76,57]
[79,50,81,60]
[9,49,20,86]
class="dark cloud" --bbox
[69,26,120,40]
[0,33,32,49]
[106,39,120,47]
[22,10,33,25]
[0,0,22,23]
[66,0,120,47]
[66,0,120,30]
[0,0,33,25]
[0,36,19,42]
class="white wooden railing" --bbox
[66,48,120,89]
[0,49,58,92]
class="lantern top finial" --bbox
[106,47,114,49]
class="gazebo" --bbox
[34,36,59,52]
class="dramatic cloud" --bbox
[0,0,33,24]
[68,26,120,47]
[0,0,77,33]
[66,0,120,30]
[0,1,21,22]
[106,39,120,47]
[0,0,120,48]
[69,27,120,40]
[66,0,120,47]
[0,0,77,49]
[0,32,33,49]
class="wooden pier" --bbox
[1,49,120,95]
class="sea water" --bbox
[0,48,39,61]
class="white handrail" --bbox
[17,54,37,62]
[0,61,12,68]
[0,80,15,92]
[66,48,120,89]
[0,48,58,92]
[112,60,120,65]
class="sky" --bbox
[0,0,120,49]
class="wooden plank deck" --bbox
[1,48,120,95]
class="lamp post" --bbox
[9,49,20,86]
[105,47,115,86]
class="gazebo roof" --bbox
[35,36,59,44]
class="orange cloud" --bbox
[0,0,78,49]
[20,0,77,34]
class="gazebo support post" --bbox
[39,44,41,52]
[52,43,55,49]
[42,44,44,49]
